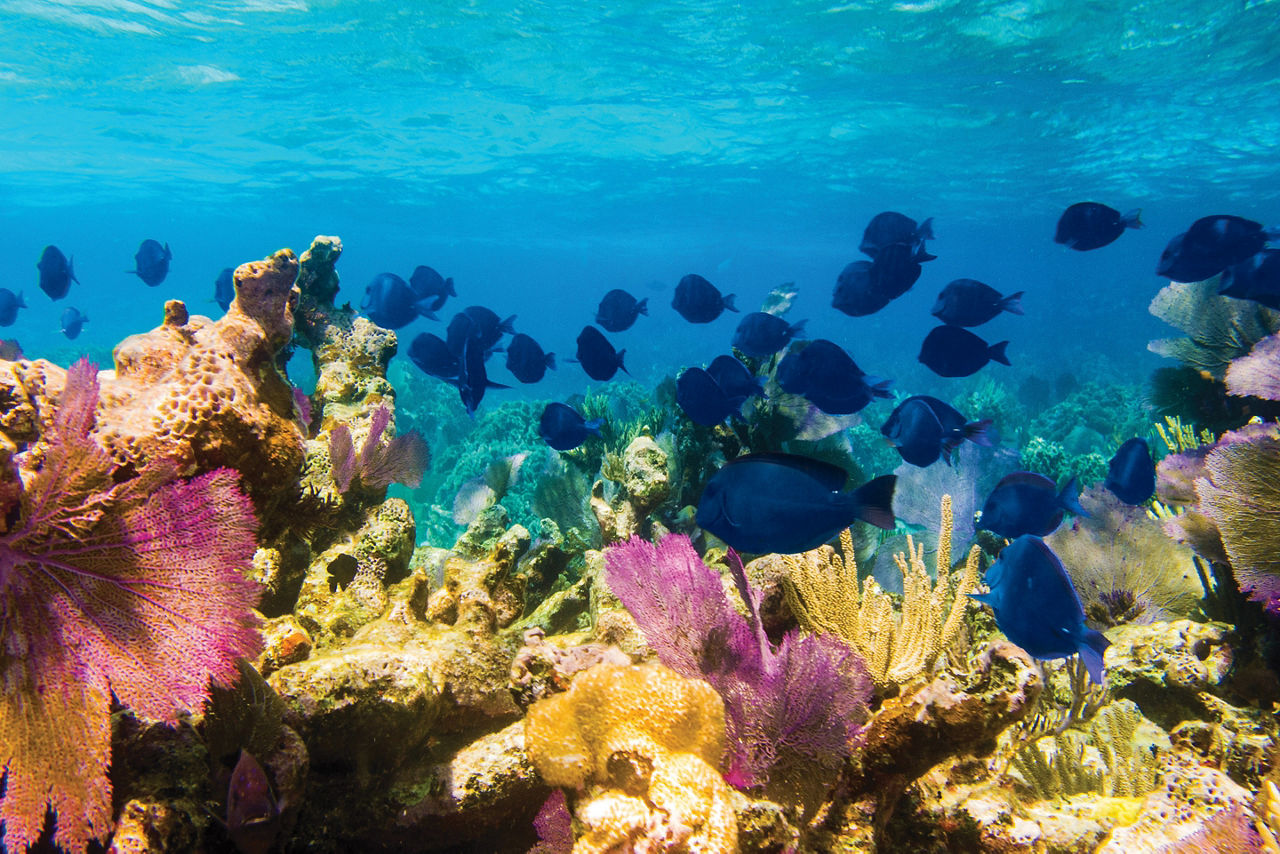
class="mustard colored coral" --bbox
[524,661,736,853]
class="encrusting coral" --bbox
[524,660,737,854]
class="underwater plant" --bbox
[0,359,263,851]
[329,403,430,493]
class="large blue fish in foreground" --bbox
[978,471,1088,538]
[696,452,896,554]
[971,535,1111,684]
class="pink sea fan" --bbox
[330,404,430,493]
[0,359,263,852]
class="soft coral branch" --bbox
[329,403,430,493]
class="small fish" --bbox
[918,325,1010,378]
[446,306,516,355]
[1054,203,1142,251]
[538,402,603,451]
[408,332,460,382]
[409,265,456,315]
[595,288,649,332]
[1157,214,1279,282]
[696,452,897,554]
[868,241,933,300]
[226,749,281,854]
[0,289,26,326]
[456,337,508,417]
[832,261,892,317]
[880,395,992,468]
[214,267,236,311]
[676,366,735,426]
[977,471,1088,538]
[931,279,1024,327]
[37,245,77,300]
[672,274,738,323]
[362,272,429,330]
[1104,437,1156,505]
[970,536,1111,684]
[705,354,762,407]
[506,332,556,383]
[574,325,627,381]
[128,238,172,287]
[731,311,807,358]
[60,306,88,339]
[1219,248,1280,310]
[453,452,529,524]
[776,339,891,415]
[859,211,934,259]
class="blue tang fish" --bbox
[60,306,88,340]
[777,339,891,415]
[363,273,430,330]
[446,306,515,355]
[832,261,892,317]
[538,402,602,451]
[971,535,1111,684]
[1054,202,1142,251]
[1104,437,1156,505]
[214,267,235,311]
[978,471,1088,538]
[918,325,1011,378]
[409,265,455,316]
[880,395,992,468]
[1219,248,1280,310]
[0,289,26,327]
[696,452,896,554]
[37,245,77,300]
[574,325,627,381]
[456,337,508,417]
[596,288,648,332]
[129,238,172,286]
[859,211,934,259]
[931,279,1024,327]
[868,241,933,300]
[408,332,460,382]
[731,312,806,358]
[506,332,555,384]
[706,354,761,407]
[676,366,735,426]
[672,274,737,323]
[1158,214,1280,282]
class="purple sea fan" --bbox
[604,534,871,792]
[330,404,430,493]
[0,359,263,852]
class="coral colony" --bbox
[1,233,1279,854]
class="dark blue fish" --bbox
[0,289,26,326]
[446,306,516,355]
[731,312,806,358]
[506,332,556,383]
[978,471,1088,538]
[409,265,455,316]
[363,273,429,330]
[214,267,235,311]
[538,402,602,451]
[129,239,172,287]
[60,306,88,339]
[456,337,508,417]
[832,261,891,317]
[706,354,762,407]
[408,332,459,382]
[575,325,627,381]
[971,536,1110,684]
[1054,203,1142,251]
[868,241,933,300]
[1219,248,1280,310]
[777,339,891,415]
[672,274,738,323]
[676,366,736,426]
[931,279,1024,327]
[880,395,992,468]
[226,749,281,854]
[1157,215,1279,282]
[859,211,934,259]
[1104,437,1156,505]
[596,288,649,332]
[37,245,77,300]
[696,453,896,554]
[0,339,23,361]
[918,325,1010,378]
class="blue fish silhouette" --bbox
[129,239,172,286]
[978,471,1088,538]
[538,402,602,451]
[1054,202,1141,251]
[1104,438,1156,505]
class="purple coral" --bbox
[604,534,871,790]
[0,359,263,852]
[329,404,430,493]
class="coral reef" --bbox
[591,434,672,543]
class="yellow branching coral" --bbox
[781,495,980,688]
[1155,415,1215,454]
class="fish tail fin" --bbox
[617,348,630,375]
[988,340,1012,366]
[918,217,935,242]
[1123,209,1143,230]
[544,352,557,371]
[445,277,457,296]
[1076,628,1111,685]
[963,418,994,447]
[915,248,938,263]
[1058,476,1090,517]
[1000,291,1025,316]
[867,376,893,399]
[17,292,26,308]
[789,318,808,338]
[723,293,739,313]
[485,379,511,390]
[637,297,649,316]
[500,314,517,335]
[851,474,897,530]
[164,242,172,259]
[415,302,439,321]
[69,256,79,284]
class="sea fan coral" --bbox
[330,403,430,492]
[0,359,263,851]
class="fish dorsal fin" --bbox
[729,452,849,492]
[995,471,1055,491]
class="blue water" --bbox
[2,0,1278,398]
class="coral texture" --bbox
[0,360,262,852]
[1148,279,1280,379]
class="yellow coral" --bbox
[524,661,736,854]
[1259,778,1280,854]
[1155,415,1215,454]
[781,494,980,688]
